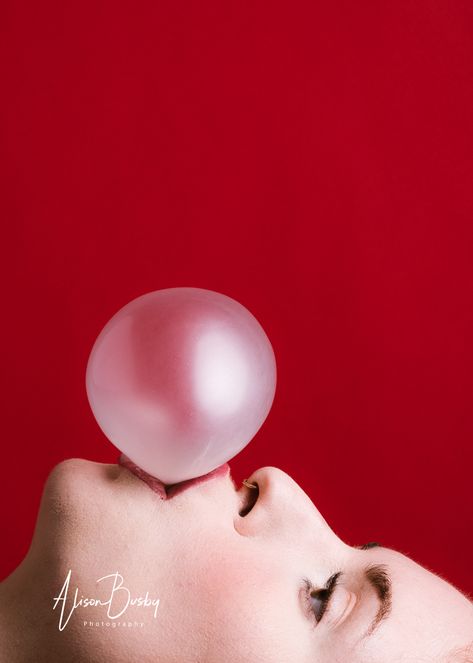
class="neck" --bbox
[0,555,64,663]
[0,564,28,662]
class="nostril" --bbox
[238,480,259,517]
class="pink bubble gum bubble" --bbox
[85,287,277,485]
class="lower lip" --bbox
[118,454,230,500]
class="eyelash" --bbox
[303,572,342,626]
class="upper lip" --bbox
[118,454,261,519]
[166,462,231,498]
[118,454,232,500]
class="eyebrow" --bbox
[348,544,393,638]
[362,563,393,637]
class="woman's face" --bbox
[12,459,473,662]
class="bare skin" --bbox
[0,459,471,662]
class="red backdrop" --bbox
[1,1,472,596]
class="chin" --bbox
[24,460,120,566]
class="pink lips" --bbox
[119,454,168,499]
[118,454,230,500]
[166,461,231,498]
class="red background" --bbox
[1,2,472,595]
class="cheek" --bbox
[161,534,268,627]
[171,541,308,662]
[191,534,279,600]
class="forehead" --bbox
[356,547,473,657]
[379,547,467,601]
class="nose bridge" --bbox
[235,466,342,549]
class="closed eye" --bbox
[302,572,342,625]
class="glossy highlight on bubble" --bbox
[86,287,277,484]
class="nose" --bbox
[234,466,343,550]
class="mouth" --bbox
[118,454,231,500]
[166,462,231,498]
